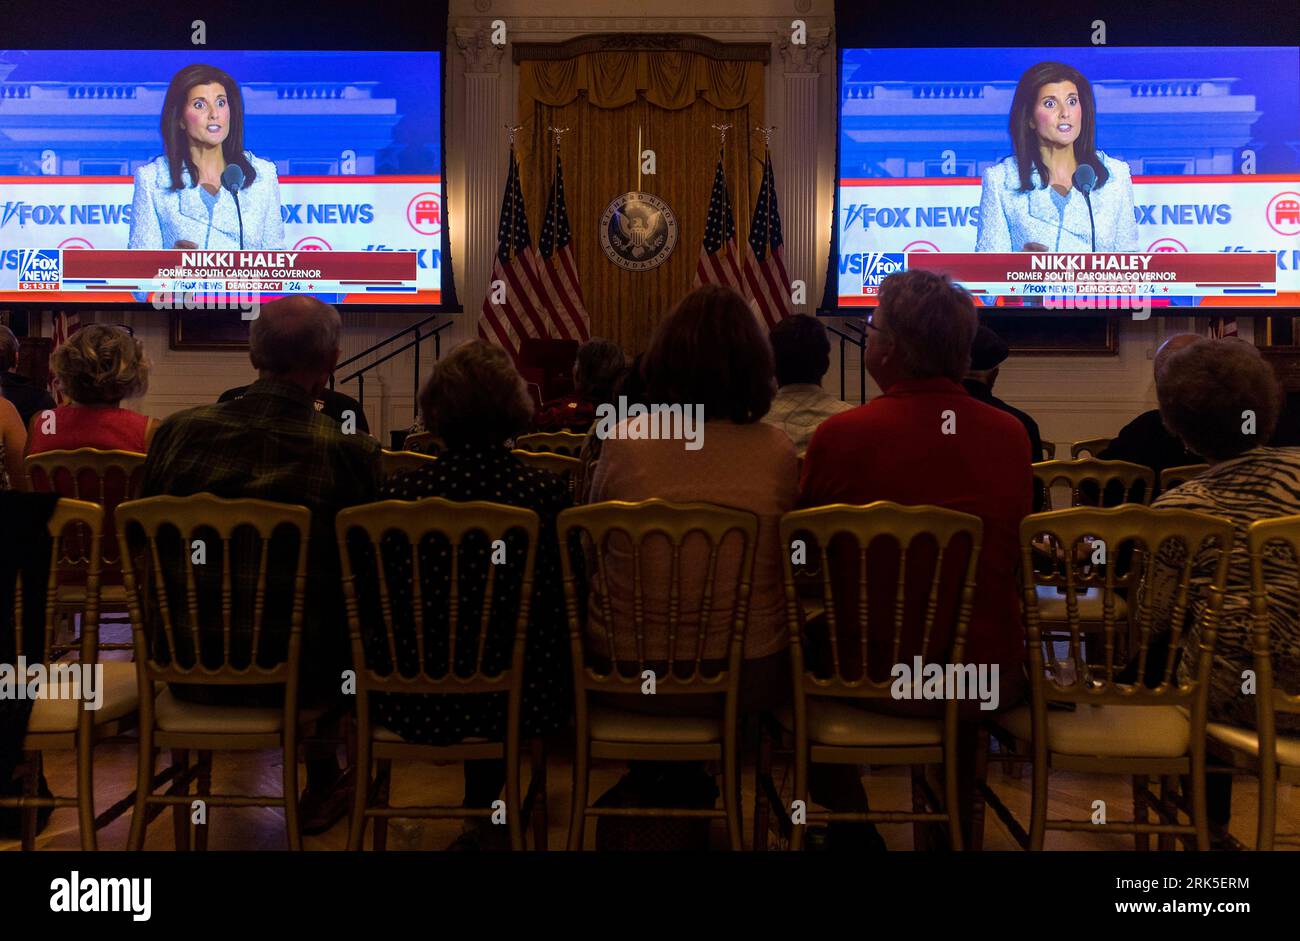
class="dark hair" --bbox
[1008,61,1109,194]
[420,340,533,447]
[614,352,649,408]
[1158,338,1281,462]
[0,324,17,371]
[769,314,831,386]
[643,284,774,423]
[877,270,978,382]
[574,337,625,405]
[160,64,256,192]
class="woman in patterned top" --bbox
[1146,339,1300,832]
[370,340,572,848]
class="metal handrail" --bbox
[825,321,867,405]
[330,315,454,417]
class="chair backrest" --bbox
[558,499,758,696]
[1033,458,1155,509]
[25,448,145,579]
[1020,506,1233,709]
[512,449,581,499]
[1070,437,1112,460]
[1246,516,1300,750]
[515,431,587,457]
[335,498,539,700]
[780,503,983,702]
[1159,463,1210,495]
[1039,441,1057,462]
[379,449,438,478]
[12,498,104,665]
[402,432,445,456]
[115,495,312,690]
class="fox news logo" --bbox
[861,253,905,294]
[18,249,60,291]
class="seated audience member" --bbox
[0,392,26,491]
[962,325,1042,463]
[763,314,853,457]
[26,324,159,455]
[588,285,798,709]
[532,337,625,433]
[0,325,55,428]
[1146,338,1300,833]
[1098,333,1201,492]
[373,340,572,850]
[139,296,382,834]
[800,270,1033,848]
[217,381,369,435]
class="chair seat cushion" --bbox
[998,702,1189,758]
[1207,721,1300,768]
[775,701,942,747]
[1035,585,1128,621]
[588,704,723,744]
[25,660,138,734]
[153,687,323,734]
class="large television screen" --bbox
[832,46,1300,312]
[0,49,444,308]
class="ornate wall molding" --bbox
[454,26,506,74]
[512,33,770,63]
[777,26,833,74]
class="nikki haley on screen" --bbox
[976,61,1139,253]
[128,63,285,251]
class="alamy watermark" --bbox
[592,395,704,451]
[50,871,151,921]
[889,656,1000,711]
[151,288,260,320]
[0,658,104,711]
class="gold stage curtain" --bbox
[517,51,765,355]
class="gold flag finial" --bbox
[505,123,523,146]
[547,126,570,149]
[710,123,733,150]
[756,125,777,147]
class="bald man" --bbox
[140,296,382,834]
[1098,334,1203,498]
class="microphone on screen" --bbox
[221,164,246,250]
[1073,164,1097,252]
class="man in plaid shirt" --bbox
[763,314,853,457]
[140,296,381,832]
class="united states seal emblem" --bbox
[599,191,678,271]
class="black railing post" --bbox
[357,374,364,412]
[413,327,421,419]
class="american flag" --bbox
[694,154,744,292]
[743,149,792,329]
[478,147,550,360]
[50,310,81,404]
[537,151,590,342]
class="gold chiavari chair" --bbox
[116,495,313,851]
[1070,437,1112,460]
[379,449,438,478]
[982,506,1233,850]
[402,432,444,456]
[515,431,587,457]
[559,499,758,851]
[2,499,139,850]
[1159,463,1210,496]
[1204,515,1300,850]
[336,498,546,851]
[513,449,582,500]
[1039,442,1057,462]
[25,448,146,641]
[756,503,983,852]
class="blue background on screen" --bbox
[0,50,441,177]
[840,47,1300,178]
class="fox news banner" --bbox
[0,178,438,304]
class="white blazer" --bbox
[128,153,286,250]
[975,152,1139,253]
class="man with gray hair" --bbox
[0,324,55,428]
[140,296,381,834]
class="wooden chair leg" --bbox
[169,749,191,851]
[373,759,392,852]
[529,738,548,852]
[911,765,928,850]
[1157,775,1177,852]
[128,730,154,850]
[21,753,40,851]
[346,743,370,852]
[77,733,96,851]
[753,723,773,851]
[1132,775,1150,851]
[724,728,742,851]
[193,751,213,852]
[567,740,589,851]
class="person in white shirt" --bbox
[763,314,853,457]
